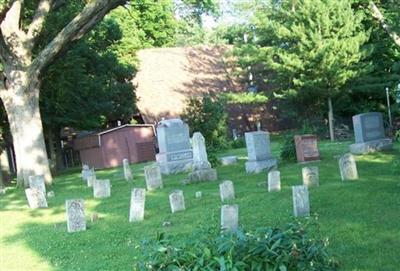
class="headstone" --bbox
[188,132,218,183]
[144,164,163,191]
[129,188,146,222]
[155,119,193,174]
[93,179,111,198]
[339,153,359,181]
[219,156,238,166]
[28,175,46,194]
[169,190,185,213]
[123,159,133,181]
[292,185,310,217]
[294,135,320,162]
[268,170,281,192]
[81,165,91,182]
[25,188,47,209]
[302,166,319,187]
[219,180,235,202]
[66,199,86,233]
[195,191,202,198]
[245,131,277,173]
[87,174,96,188]
[221,204,239,232]
[47,191,55,198]
[350,112,393,154]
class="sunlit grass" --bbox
[0,140,399,270]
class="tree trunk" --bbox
[47,130,57,175]
[0,71,52,187]
[370,1,400,47]
[328,97,335,142]
[0,150,10,185]
[54,131,64,171]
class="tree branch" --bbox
[26,0,53,49]
[29,0,126,76]
[0,0,22,34]
[370,1,400,47]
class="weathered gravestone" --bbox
[129,188,146,222]
[219,156,238,166]
[188,132,218,182]
[144,164,163,191]
[339,153,359,181]
[156,119,193,174]
[86,168,96,187]
[169,190,185,213]
[25,188,48,209]
[245,131,277,173]
[294,135,320,162]
[221,204,239,232]
[292,185,310,217]
[93,179,111,198]
[123,159,133,181]
[302,166,319,187]
[81,165,91,182]
[28,175,46,194]
[268,170,281,192]
[66,199,86,233]
[350,112,393,154]
[195,191,202,198]
[219,180,235,202]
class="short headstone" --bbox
[294,135,320,162]
[219,180,235,202]
[268,170,281,192]
[81,165,91,182]
[221,204,239,232]
[28,175,46,194]
[129,188,146,222]
[144,164,163,191]
[123,159,133,181]
[155,119,193,174]
[350,112,393,154]
[93,179,111,198]
[25,188,48,209]
[339,153,359,181]
[66,199,86,233]
[302,166,319,187]
[169,190,185,213]
[219,156,238,166]
[292,185,310,217]
[245,131,277,173]
[195,191,202,198]
[47,191,55,198]
[87,174,96,187]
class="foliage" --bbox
[220,92,268,104]
[136,222,339,270]
[182,94,228,152]
[230,137,246,149]
[280,133,296,162]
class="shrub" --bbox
[182,94,229,152]
[230,136,246,149]
[280,133,296,162]
[136,222,339,271]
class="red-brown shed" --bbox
[73,125,156,169]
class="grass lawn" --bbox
[0,140,399,271]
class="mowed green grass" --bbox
[0,140,399,271]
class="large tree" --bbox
[0,0,126,186]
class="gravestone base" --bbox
[245,158,278,174]
[188,168,217,183]
[156,152,193,175]
[350,138,393,155]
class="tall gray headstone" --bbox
[66,199,86,233]
[129,188,145,222]
[93,179,111,198]
[123,159,133,181]
[292,185,310,217]
[339,153,359,181]
[169,190,185,213]
[221,204,238,232]
[144,164,163,191]
[219,180,235,202]
[188,132,218,182]
[28,175,46,194]
[268,170,281,192]
[302,166,319,187]
[156,119,193,174]
[25,188,48,209]
[245,131,277,173]
[350,112,392,154]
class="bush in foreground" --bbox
[135,222,339,271]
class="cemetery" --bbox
[0,1,399,271]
